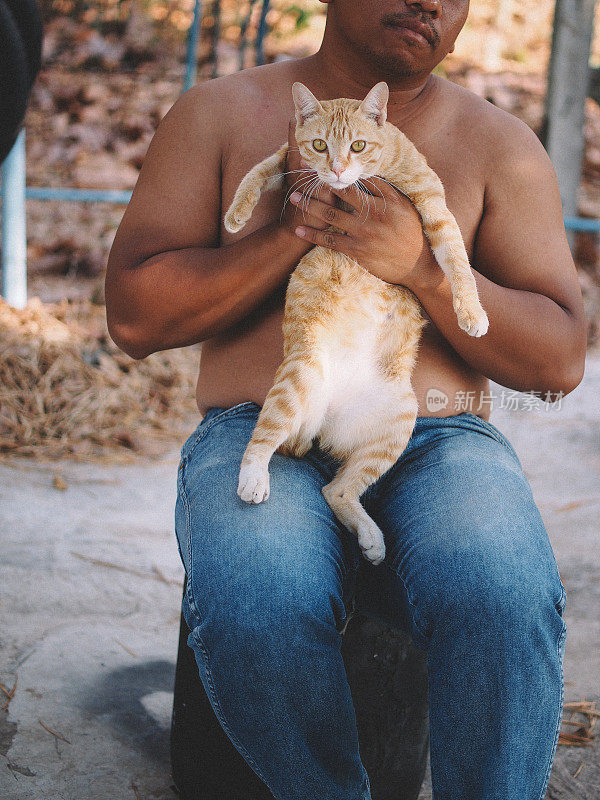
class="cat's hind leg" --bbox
[321,392,418,565]
[237,354,327,504]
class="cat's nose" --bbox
[333,167,343,177]
[332,161,345,177]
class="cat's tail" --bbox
[224,144,288,233]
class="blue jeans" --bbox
[175,402,567,800]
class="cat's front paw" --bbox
[224,207,247,234]
[224,192,260,233]
[238,461,270,504]
[453,297,489,338]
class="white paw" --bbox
[237,461,270,504]
[454,300,489,338]
[357,520,386,566]
[224,210,245,234]
[464,310,489,338]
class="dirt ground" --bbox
[0,354,599,800]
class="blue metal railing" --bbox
[563,216,600,232]
[1,1,598,308]
[25,187,133,204]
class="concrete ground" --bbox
[1,354,598,800]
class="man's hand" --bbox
[289,176,440,290]
[280,119,338,237]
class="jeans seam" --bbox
[179,402,260,622]
[536,613,567,800]
[191,627,280,799]
[178,454,203,624]
[382,561,430,648]
[174,462,188,575]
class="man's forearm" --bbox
[411,265,586,395]
[106,222,312,358]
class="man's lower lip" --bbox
[386,25,430,46]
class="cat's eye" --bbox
[312,139,328,152]
[350,140,366,153]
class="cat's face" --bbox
[292,82,389,191]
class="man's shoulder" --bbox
[181,59,298,123]
[436,76,546,164]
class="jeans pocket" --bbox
[180,401,260,462]
[461,412,521,462]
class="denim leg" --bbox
[359,413,567,800]
[175,403,370,800]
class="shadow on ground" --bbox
[83,660,176,768]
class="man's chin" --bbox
[357,43,424,78]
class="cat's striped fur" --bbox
[224,82,488,565]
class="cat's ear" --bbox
[359,82,389,126]
[292,82,323,124]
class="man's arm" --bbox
[105,82,312,359]
[410,118,587,395]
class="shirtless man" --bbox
[106,2,587,798]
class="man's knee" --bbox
[182,489,353,640]
[417,541,565,640]
[407,497,565,639]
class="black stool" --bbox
[0,0,43,161]
[171,580,429,800]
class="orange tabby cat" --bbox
[224,82,488,565]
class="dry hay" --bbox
[559,700,598,747]
[0,297,200,461]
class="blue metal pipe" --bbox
[239,0,260,71]
[184,0,203,92]
[1,130,27,309]
[563,215,600,232]
[255,0,271,66]
[25,187,132,204]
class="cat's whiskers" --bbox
[290,176,320,206]
[357,179,379,222]
[282,173,319,205]
[358,177,387,215]
[280,174,321,223]
[281,182,312,218]
[300,177,322,218]
[352,182,370,225]
[368,175,404,206]
[309,180,327,215]
[270,168,314,181]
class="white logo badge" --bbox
[426,388,449,413]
